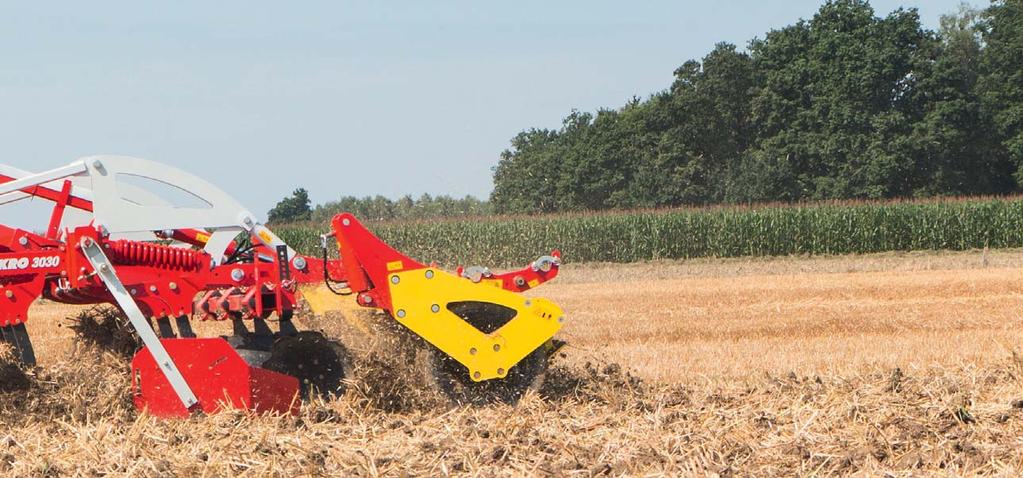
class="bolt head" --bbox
[493,344,501,352]
[17,237,27,246]
[230,268,245,282]
[149,285,158,293]
[469,347,477,355]
[169,282,178,291]
[396,309,406,318]
[425,270,434,279]
[473,371,481,380]
[391,276,400,284]
[431,304,440,313]
[293,257,308,270]
[342,218,351,226]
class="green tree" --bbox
[978,0,1023,183]
[745,0,928,200]
[909,4,1013,196]
[267,188,312,223]
[491,128,563,213]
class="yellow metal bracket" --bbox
[388,267,563,382]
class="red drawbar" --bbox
[131,338,300,418]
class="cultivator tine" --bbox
[156,317,176,338]
[0,323,36,366]
[252,318,273,337]
[278,319,299,336]
[175,316,196,338]
[231,318,250,337]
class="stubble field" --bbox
[3,249,1023,476]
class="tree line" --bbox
[268,188,490,223]
[491,0,1023,213]
[270,0,1021,223]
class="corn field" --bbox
[274,197,1023,267]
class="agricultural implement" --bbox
[0,156,564,416]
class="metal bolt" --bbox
[5,290,13,299]
[149,285,158,293]
[231,268,245,282]
[342,218,351,226]
[169,282,178,291]
[430,304,440,313]
[293,256,307,270]
[497,368,505,376]
[469,347,477,355]
[99,264,109,272]
[425,270,434,279]
[362,295,373,304]
[473,372,481,380]
[130,289,137,296]
[524,300,532,307]
[17,237,27,246]
[91,159,103,170]
[396,309,406,318]
[391,276,400,284]
[493,344,501,352]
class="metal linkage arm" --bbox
[79,236,199,411]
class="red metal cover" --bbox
[131,338,300,418]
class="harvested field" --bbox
[3,249,1023,475]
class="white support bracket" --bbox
[79,236,199,411]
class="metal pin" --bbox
[431,304,440,313]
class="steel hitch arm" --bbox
[79,236,200,412]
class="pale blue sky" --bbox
[0,1,969,226]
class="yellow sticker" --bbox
[528,279,540,288]
[194,232,210,244]
[484,279,503,288]
[386,260,404,271]
[258,230,274,244]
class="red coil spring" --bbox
[105,240,206,271]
